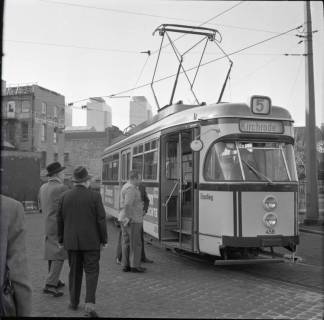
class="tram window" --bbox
[132,154,143,178]
[144,151,158,180]
[151,140,157,149]
[102,154,119,181]
[204,142,242,181]
[239,141,297,182]
[145,142,150,152]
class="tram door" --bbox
[160,129,194,250]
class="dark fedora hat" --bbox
[46,162,65,177]
[72,166,92,183]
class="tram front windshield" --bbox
[204,141,297,182]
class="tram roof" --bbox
[103,102,293,155]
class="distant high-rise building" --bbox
[86,97,112,131]
[65,105,73,128]
[129,96,153,126]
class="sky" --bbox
[3,0,324,131]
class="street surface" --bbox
[25,213,323,318]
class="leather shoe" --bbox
[122,266,131,272]
[57,280,65,288]
[68,303,78,310]
[130,267,146,273]
[43,286,63,297]
[142,258,154,263]
[84,309,99,317]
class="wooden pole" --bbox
[304,1,319,224]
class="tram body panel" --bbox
[198,191,234,256]
[143,186,159,239]
[199,191,234,236]
[240,191,295,237]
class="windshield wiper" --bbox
[241,159,273,183]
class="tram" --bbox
[101,24,299,261]
[101,95,299,260]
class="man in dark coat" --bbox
[57,166,107,317]
[39,161,68,297]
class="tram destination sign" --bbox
[239,120,283,133]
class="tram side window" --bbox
[102,154,119,181]
[144,150,158,180]
[132,154,143,178]
[121,152,131,181]
[132,139,158,180]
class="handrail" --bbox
[163,180,179,207]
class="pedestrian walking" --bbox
[119,170,146,273]
[0,194,32,317]
[39,161,68,297]
[57,166,108,317]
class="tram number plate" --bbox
[239,120,283,133]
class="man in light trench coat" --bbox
[39,161,68,297]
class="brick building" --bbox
[1,84,65,179]
[63,126,122,186]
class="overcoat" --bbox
[57,185,108,250]
[0,195,32,316]
[39,178,68,260]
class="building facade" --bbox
[129,96,153,126]
[63,126,122,186]
[2,84,65,177]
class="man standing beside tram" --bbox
[119,170,147,273]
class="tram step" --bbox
[162,240,192,251]
[171,229,192,235]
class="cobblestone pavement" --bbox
[25,213,323,318]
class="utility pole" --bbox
[304,1,319,224]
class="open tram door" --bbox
[160,128,199,252]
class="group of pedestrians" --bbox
[39,163,151,317]
[1,160,153,317]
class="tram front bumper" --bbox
[222,235,299,249]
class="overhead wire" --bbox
[39,0,286,35]
[101,23,304,101]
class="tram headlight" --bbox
[263,195,278,211]
[263,213,278,228]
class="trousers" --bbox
[121,222,142,268]
[46,260,64,287]
[67,250,100,305]
[116,223,146,261]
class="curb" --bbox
[299,228,324,236]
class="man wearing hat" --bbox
[57,166,107,317]
[38,161,68,297]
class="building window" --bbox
[7,101,15,113]
[53,131,57,144]
[41,151,47,169]
[41,124,46,142]
[21,122,29,140]
[54,106,58,118]
[41,102,47,115]
[22,101,31,113]
[64,153,69,165]
[54,153,58,162]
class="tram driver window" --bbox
[204,141,242,181]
